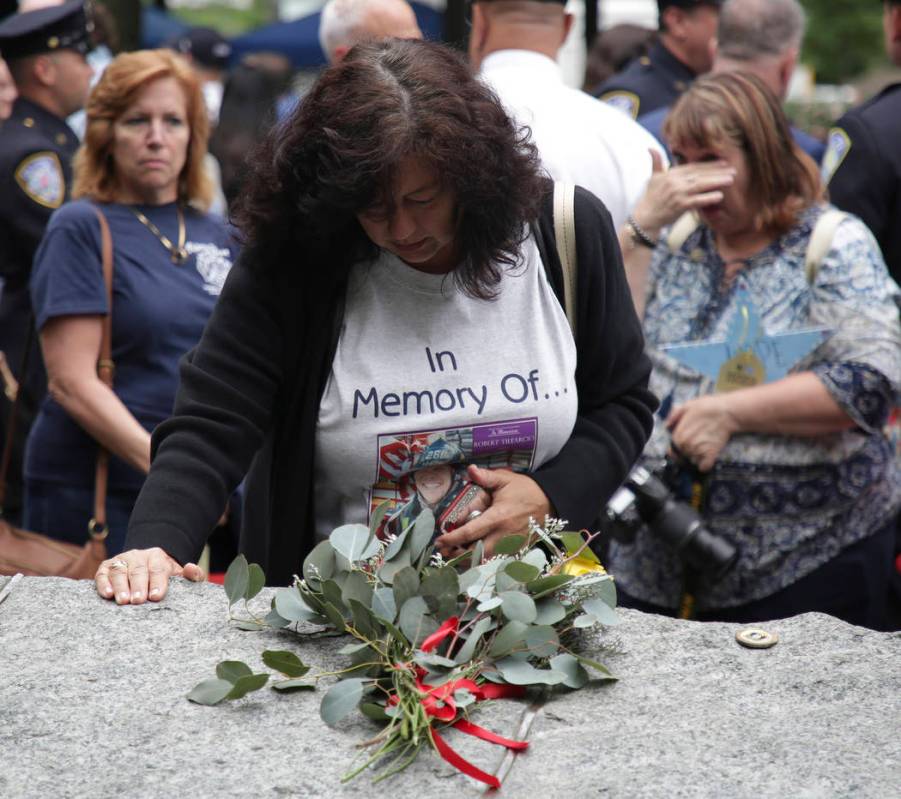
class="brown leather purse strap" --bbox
[90,207,114,537]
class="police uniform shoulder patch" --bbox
[820,127,851,185]
[600,90,641,119]
[14,151,65,209]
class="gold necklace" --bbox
[130,205,188,264]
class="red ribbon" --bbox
[420,616,459,653]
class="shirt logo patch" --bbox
[600,90,640,119]
[820,127,851,185]
[14,152,65,209]
[185,242,233,295]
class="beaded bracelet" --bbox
[627,215,658,249]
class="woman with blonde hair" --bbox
[25,49,237,556]
[612,71,901,628]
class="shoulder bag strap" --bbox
[805,208,846,285]
[89,206,114,539]
[552,182,578,338]
[0,323,34,513]
[666,211,700,253]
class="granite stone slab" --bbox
[0,577,898,798]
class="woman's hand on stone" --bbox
[630,149,736,238]
[95,547,203,605]
[434,465,551,558]
[666,395,740,472]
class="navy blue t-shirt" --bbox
[26,199,237,491]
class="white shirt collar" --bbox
[480,50,563,83]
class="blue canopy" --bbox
[230,3,444,69]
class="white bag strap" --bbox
[666,211,699,253]
[553,181,577,337]
[805,208,846,285]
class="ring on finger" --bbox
[108,559,128,571]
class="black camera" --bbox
[604,463,738,582]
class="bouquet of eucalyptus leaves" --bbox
[188,511,620,788]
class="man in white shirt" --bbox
[468,0,666,230]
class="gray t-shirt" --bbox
[314,235,578,541]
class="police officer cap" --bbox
[167,26,232,71]
[657,0,723,10]
[0,0,91,61]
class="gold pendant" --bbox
[716,348,765,392]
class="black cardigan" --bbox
[126,185,657,584]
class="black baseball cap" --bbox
[658,0,723,10]
[0,0,91,61]
[167,26,232,71]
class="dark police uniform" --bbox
[0,0,90,519]
[822,83,901,282]
[594,40,697,120]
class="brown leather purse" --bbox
[0,207,115,579]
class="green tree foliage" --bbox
[800,0,887,83]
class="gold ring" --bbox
[108,559,128,571]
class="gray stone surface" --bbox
[0,577,898,798]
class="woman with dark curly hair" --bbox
[93,38,657,603]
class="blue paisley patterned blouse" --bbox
[607,205,901,610]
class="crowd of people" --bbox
[0,0,897,631]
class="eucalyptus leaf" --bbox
[409,508,436,564]
[224,555,249,607]
[499,591,537,623]
[320,678,366,726]
[494,657,566,686]
[398,595,437,647]
[549,653,589,689]
[360,702,389,722]
[322,602,347,632]
[303,540,336,587]
[216,660,252,684]
[187,677,233,706]
[525,573,575,599]
[453,690,477,709]
[560,532,597,560]
[261,650,310,678]
[349,598,379,640]
[470,539,484,568]
[225,672,269,699]
[582,597,622,626]
[341,570,374,609]
[493,534,527,555]
[575,654,616,681]
[495,570,520,594]
[372,587,397,622]
[383,526,409,562]
[457,568,481,596]
[330,524,373,562]
[264,607,292,629]
[274,587,320,624]
[489,620,528,657]
[232,619,268,632]
[321,580,347,614]
[392,567,420,613]
[244,563,266,601]
[595,577,617,608]
[453,616,493,664]
[369,500,391,539]
[573,613,598,628]
[505,561,541,583]
[272,678,316,693]
[420,566,459,620]
[413,652,457,670]
[534,598,566,626]
[525,624,560,658]
[522,547,548,572]
[377,548,411,584]
[476,596,503,612]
